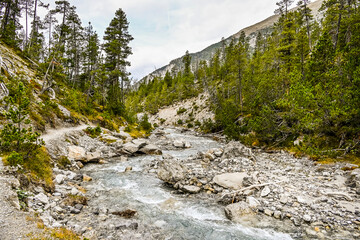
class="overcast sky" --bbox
[44,0,289,80]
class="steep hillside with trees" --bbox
[128,0,360,162]
[0,1,152,188]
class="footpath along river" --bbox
[80,128,292,240]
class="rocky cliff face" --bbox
[138,0,324,86]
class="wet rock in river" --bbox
[157,158,187,184]
[225,201,254,221]
[182,185,201,194]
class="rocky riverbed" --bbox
[1,126,360,239]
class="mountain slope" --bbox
[139,0,324,84]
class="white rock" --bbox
[71,187,80,196]
[123,142,139,154]
[213,172,248,190]
[173,140,185,148]
[204,152,216,161]
[303,214,312,222]
[55,174,66,184]
[261,186,271,197]
[132,139,147,148]
[35,193,49,205]
[184,141,192,148]
[182,185,201,194]
[280,195,288,204]
[68,146,86,160]
[86,151,101,162]
[247,196,261,208]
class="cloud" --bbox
[44,0,283,80]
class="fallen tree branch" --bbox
[221,180,285,198]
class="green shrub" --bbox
[7,151,23,166]
[187,123,193,128]
[84,126,102,138]
[58,156,71,169]
[138,114,152,132]
[177,119,183,125]
[177,107,187,115]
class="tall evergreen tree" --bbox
[103,8,133,114]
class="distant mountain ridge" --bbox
[139,0,323,85]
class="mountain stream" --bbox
[81,128,293,240]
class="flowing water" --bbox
[83,128,293,240]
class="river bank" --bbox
[1,126,360,239]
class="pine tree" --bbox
[103,8,133,115]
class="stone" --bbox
[55,174,66,185]
[68,146,86,160]
[184,141,192,148]
[264,209,273,216]
[70,207,80,214]
[213,149,223,157]
[157,159,187,184]
[173,140,185,148]
[101,134,118,143]
[125,166,132,172]
[154,220,167,228]
[182,185,201,194]
[280,195,288,204]
[76,161,84,168]
[71,187,80,196]
[303,214,312,222]
[58,105,71,118]
[242,176,255,187]
[114,131,131,140]
[274,211,282,219]
[261,186,271,197]
[35,193,49,205]
[6,190,20,210]
[122,142,139,154]
[85,151,101,163]
[225,202,254,221]
[83,175,92,182]
[74,204,83,210]
[139,144,162,155]
[54,206,64,213]
[204,152,216,161]
[132,139,147,148]
[213,172,248,190]
[247,196,261,209]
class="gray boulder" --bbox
[182,185,201,194]
[139,144,162,155]
[157,159,187,184]
[213,172,248,190]
[122,142,139,154]
[225,201,254,221]
[68,146,86,160]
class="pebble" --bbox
[261,186,271,197]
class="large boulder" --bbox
[122,142,139,155]
[113,131,131,140]
[85,151,102,163]
[139,144,162,155]
[222,141,253,159]
[157,158,187,184]
[225,201,254,221]
[213,172,248,190]
[68,146,86,160]
[132,139,147,149]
